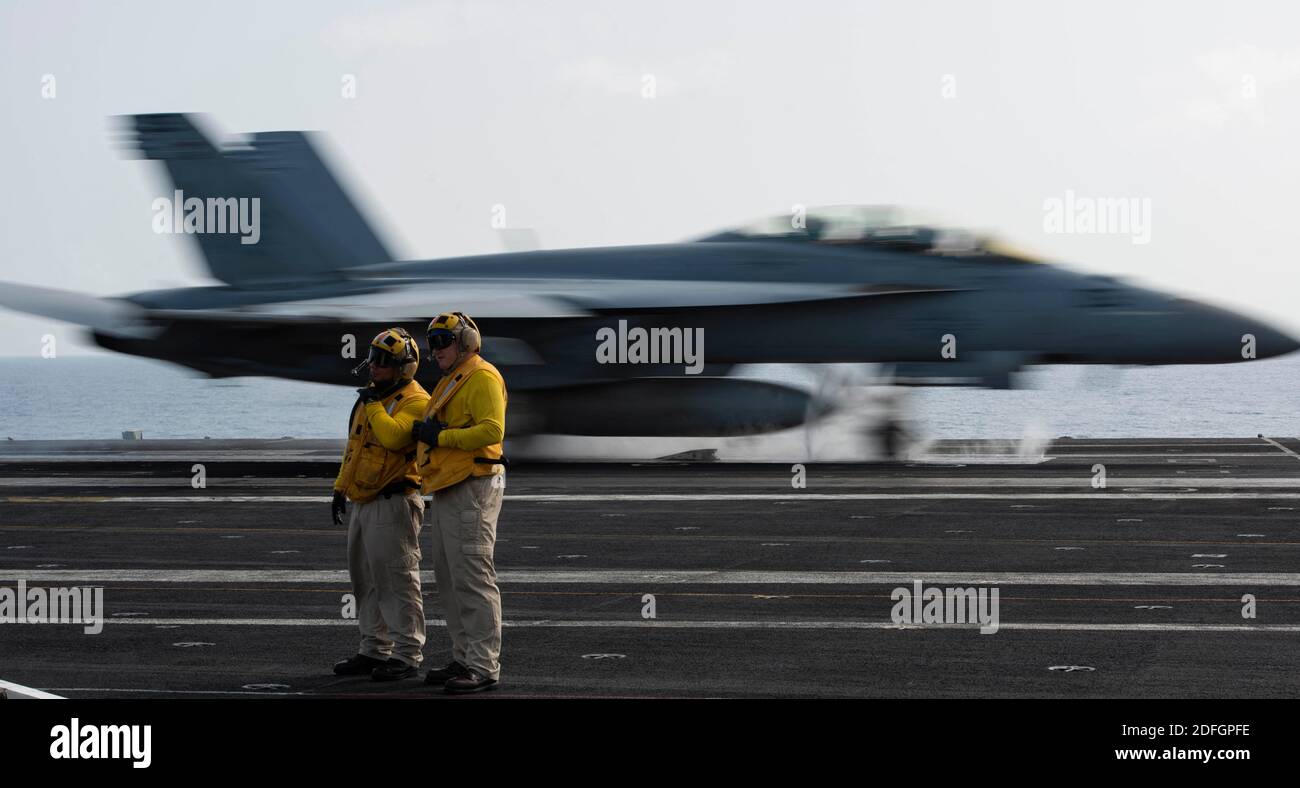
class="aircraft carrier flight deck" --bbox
[2,436,1299,699]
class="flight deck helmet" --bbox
[364,327,420,380]
[426,312,482,355]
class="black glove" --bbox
[414,418,445,446]
[356,386,381,404]
[331,491,347,525]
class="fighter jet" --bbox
[1,113,1295,437]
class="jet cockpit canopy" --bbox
[696,204,1041,262]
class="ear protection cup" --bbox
[452,311,481,353]
[391,327,419,379]
[428,311,482,357]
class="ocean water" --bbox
[0,357,357,441]
[0,355,1295,444]
[909,356,1298,440]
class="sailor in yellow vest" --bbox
[412,311,507,693]
[330,328,431,682]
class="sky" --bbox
[1,0,1298,355]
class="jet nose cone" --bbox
[1180,299,1300,361]
[1263,326,1300,358]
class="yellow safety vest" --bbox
[417,355,507,493]
[337,379,429,503]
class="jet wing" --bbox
[148,287,590,322]
[0,281,160,339]
[2,277,962,327]
[271,277,963,317]
[0,277,964,384]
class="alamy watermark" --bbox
[152,189,261,245]
[595,319,704,374]
[890,579,1000,634]
[1042,190,1151,245]
[0,580,104,634]
[50,718,151,768]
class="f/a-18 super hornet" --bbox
[2,113,1295,437]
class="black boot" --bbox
[444,669,498,694]
[371,658,419,682]
[333,653,387,676]
[423,660,470,686]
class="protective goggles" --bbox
[366,346,401,367]
[426,329,457,350]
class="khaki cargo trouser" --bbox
[427,474,503,680]
[347,491,426,666]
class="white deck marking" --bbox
[34,617,1300,634]
[0,678,64,699]
[1260,436,1300,462]
[1046,453,1277,457]
[47,687,306,697]
[5,569,1300,586]
[9,487,1300,504]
